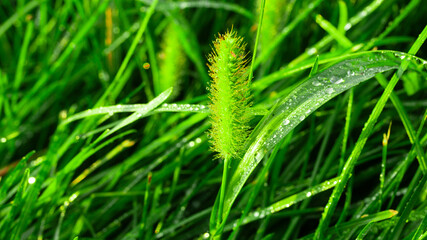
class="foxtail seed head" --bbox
[156,22,187,98]
[208,30,252,160]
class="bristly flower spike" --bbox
[208,30,252,160]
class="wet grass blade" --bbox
[62,102,208,125]
[221,51,412,226]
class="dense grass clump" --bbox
[0,0,426,239]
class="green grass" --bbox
[0,0,426,239]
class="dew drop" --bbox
[306,191,312,197]
[98,71,110,81]
[69,193,78,202]
[283,119,290,125]
[307,48,317,55]
[334,78,345,84]
[326,88,334,94]
[344,23,352,31]
[28,177,36,184]
[312,81,321,86]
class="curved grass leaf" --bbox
[254,50,427,91]
[62,103,208,124]
[225,177,340,232]
[62,103,268,125]
[98,87,173,140]
[62,87,172,133]
[219,51,422,226]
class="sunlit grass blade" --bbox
[92,87,172,140]
[288,0,386,66]
[222,51,410,227]
[309,55,319,77]
[254,50,427,91]
[315,14,353,48]
[62,102,208,125]
[337,0,348,33]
